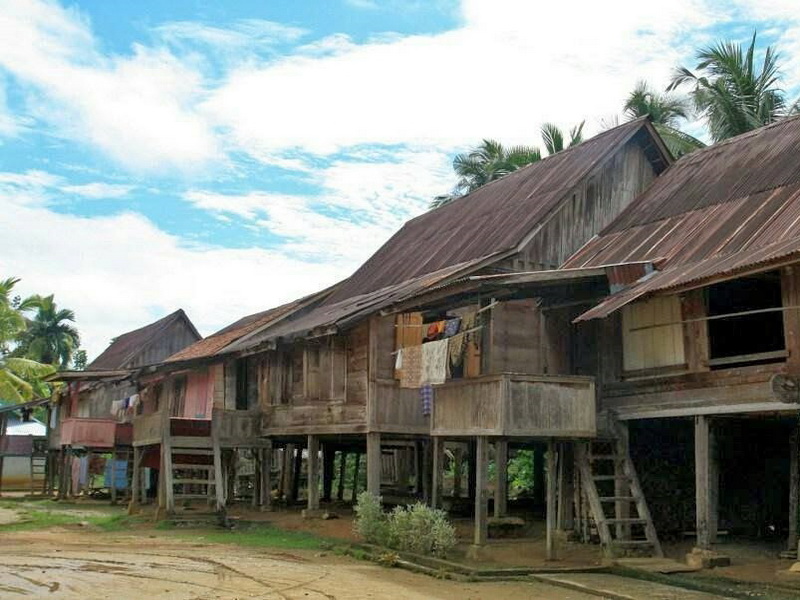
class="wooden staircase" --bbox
[576,423,662,558]
[30,454,47,494]
[169,447,218,505]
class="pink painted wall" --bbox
[183,370,213,420]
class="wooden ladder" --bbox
[30,454,47,494]
[170,447,217,505]
[576,425,662,558]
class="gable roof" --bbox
[323,118,669,306]
[88,309,200,370]
[565,115,800,320]
[165,299,307,363]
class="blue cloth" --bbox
[104,459,128,490]
[443,318,461,338]
[420,384,433,416]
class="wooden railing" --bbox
[217,409,264,445]
[60,418,118,448]
[261,402,367,435]
[132,412,164,446]
[370,380,429,434]
[431,373,596,438]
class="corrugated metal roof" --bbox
[323,118,665,305]
[89,309,200,370]
[166,298,309,363]
[224,257,494,352]
[566,115,800,321]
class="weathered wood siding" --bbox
[509,140,658,271]
[128,318,200,368]
[348,322,370,405]
[601,363,785,418]
[621,295,686,372]
[370,380,429,434]
[432,373,595,437]
[486,299,542,374]
[261,403,367,435]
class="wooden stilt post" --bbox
[337,451,347,502]
[790,424,799,551]
[558,442,574,531]
[546,439,558,561]
[471,436,489,554]
[128,446,141,514]
[212,419,225,512]
[366,432,381,497]
[534,444,546,508]
[467,440,477,503]
[423,439,433,505]
[306,435,320,514]
[110,447,118,505]
[494,439,508,518]
[322,444,335,503]
[414,441,423,496]
[291,445,303,503]
[615,424,631,540]
[452,445,464,498]
[431,437,443,509]
[351,452,361,502]
[695,415,718,549]
[261,443,272,511]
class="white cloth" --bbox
[110,399,124,418]
[395,349,403,370]
[421,339,448,385]
[129,393,140,409]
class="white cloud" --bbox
[61,182,135,199]
[1,201,346,361]
[155,18,307,49]
[0,0,219,172]
[185,149,453,263]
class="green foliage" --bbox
[72,349,88,370]
[0,277,56,402]
[622,80,705,158]
[14,294,80,368]
[508,449,536,495]
[353,491,389,544]
[669,32,797,142]
[354,492,457,558]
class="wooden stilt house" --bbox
[47,309,200,502]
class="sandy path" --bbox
[0,530,601,599]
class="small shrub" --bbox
[353,493,457,558]
[353,491,388,545]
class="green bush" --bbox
[353,492,457,558]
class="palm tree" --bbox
[541,121,585,155]
[451,139,542,196]
[668,32,795,142]
[0,278,54,402]
[16,294,80,368]
[623,81,705,157]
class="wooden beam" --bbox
[351,452,361,502]
[337,451,347,502]
[695,415,718,549]
[546,439,557,561]
[431,437,443,509]
[212,418,225,512]
[366,432,381,497]
[494,440,508,518]
[291,444,303,503]
[473,436,489,547]
[128,446,141,515]
[783,266,800,372]
[307,435,320,511]
[322,443,334,502]
[682,290,710,372]
[789,424,799,551]
[261,443,272,511]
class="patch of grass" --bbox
[175,522,326,550]
[0,499,139,533]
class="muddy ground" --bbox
[0,529,602,600]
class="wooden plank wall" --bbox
[621,295,685,372]
[347,322,370,405]
[511,140,658,271]
[130,318,200,368]
[486,299,542,374]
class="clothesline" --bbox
[389,325,483,356]
[391,300,499,327]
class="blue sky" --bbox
[1,0,799,360]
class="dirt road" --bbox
[0,530,603,599]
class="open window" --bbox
[234,356,259,410]
[707,273,786,368]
